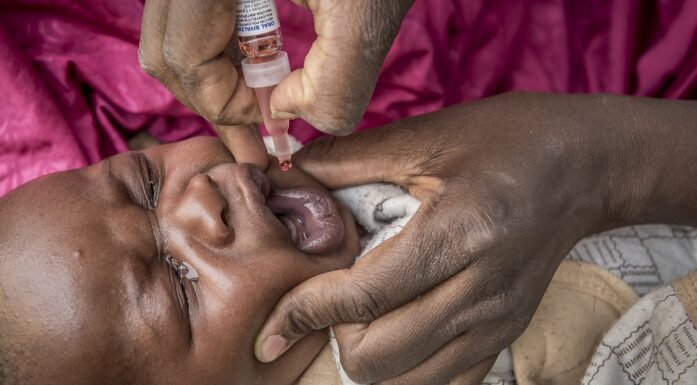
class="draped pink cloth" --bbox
[1,0,696,196]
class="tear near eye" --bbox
[165,255,199,283]
[143,157,160,210]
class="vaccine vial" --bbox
[236,0,293,171]
[237,0,283,59]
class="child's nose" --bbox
[171,173,233,246]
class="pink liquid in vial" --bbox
[239,29,283,59]
[254,85,292,170]
[238,13,290,171]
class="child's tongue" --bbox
[267,188,344,254]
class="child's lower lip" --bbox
[267,188,344,254]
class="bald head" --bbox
[0,171,141,385]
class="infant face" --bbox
[0,137,358,384]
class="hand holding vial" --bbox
[236,1,293,170]
[138,0,415,167]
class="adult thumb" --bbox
[254,269,358,363]
[294,118,434,189]
[268,70,303,123]
[271,0,413,135]
[270,65,368,136]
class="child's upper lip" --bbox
[247,165,271,199]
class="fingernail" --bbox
[271,111,298,120]
[260,335,287,362]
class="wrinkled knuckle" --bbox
[205,109,230,126]
[213,102,259,126]
[471,275,517,322]
[489,273,518,310]
[191,90,257,126]
[492,291,511,316]
[411,136,458,175]
[451,198,508,255]
[162,42,193,76]
[284,307,314,339]
[281,295,319,339]
[345,279,392,322]
[137,47,165,79]
[413,210,471,274]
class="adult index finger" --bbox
[295,108,461,191]
[139,0,198,113]
[216,124,269,169]
[163,0,260,125]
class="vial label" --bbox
[236,0,280,37]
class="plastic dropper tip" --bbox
[279,159,292,172]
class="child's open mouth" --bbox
[240,164,344,254]
[267,188,344,254]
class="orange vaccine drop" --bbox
[279,159,292,172]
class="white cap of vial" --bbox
[241,51,291,89]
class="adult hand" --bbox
[138,0,414,166]
[253,92,697,384]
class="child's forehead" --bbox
[0,174,169,382]
[4,167,123,238]
[0,166,153,309]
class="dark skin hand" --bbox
[253,92,697,384]
[138,0,414,167]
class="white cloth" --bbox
[568,226,697,296]
[330,183,517,385]
[331,184,421,385]
[582,286,697,385]
[575,227,697,385]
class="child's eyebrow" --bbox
[90,156,133,204]
[98,153,151,205]
[102,156,118,185]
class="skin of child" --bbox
[0,137,359,385]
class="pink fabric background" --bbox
[1,0,696,196]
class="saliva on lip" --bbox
[237,0,293,172]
